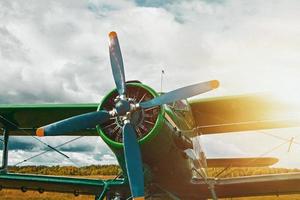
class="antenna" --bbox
[160,69,165,93]
[288,137,294,152]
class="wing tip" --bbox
[270,157,279,165]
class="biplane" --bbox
[0,31,300,200]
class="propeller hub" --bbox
[115,99,131,115]
[99,84,160,143]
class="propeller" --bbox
[36,110,111,136]
[109,31,126,97]
[123,121,145,199]
[35,31,220,199]
[139,80,219,109]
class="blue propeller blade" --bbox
[123,122,145,199]
[109,31,126,96]
[139,80,219,109]
[36,110,111,136]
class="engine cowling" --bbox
[97,83,164,148]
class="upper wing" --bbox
[189,94,300,134]
[182,172,300,199]
[0,104,99,135]
[0,173,128,197]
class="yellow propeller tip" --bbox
[36,128,45,137]
[210,80,220,89]
[133,197,145,200]
[109,31,117,39]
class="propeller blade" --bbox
[36,110,111,136]
[139,80,219,109]
[109,31,126,97]
[123,122,145,199]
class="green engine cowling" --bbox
[96,82,193,188]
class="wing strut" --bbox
[208,182,218,200]
[97,181,109,200]
[0,128,9,173]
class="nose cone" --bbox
[115,99,131,115]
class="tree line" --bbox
[208,167,300,178]
[8,165,121,176]
[7,165,300,177]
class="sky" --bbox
[1,0,300,168]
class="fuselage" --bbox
[97,82,205,199]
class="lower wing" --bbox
[0,173,128,197]
[206,157,278,167]
[188,172,300,199]
[215,172,300,198]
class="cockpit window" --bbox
[166,99,195,130]
[168,99,189,111]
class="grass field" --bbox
[2,189,300,200]
[0,190,94,200]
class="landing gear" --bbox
[96,193,128,200]
[96,189,130,200]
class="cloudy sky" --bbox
[1,0,300,168]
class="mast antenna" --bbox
[160,69,165,93]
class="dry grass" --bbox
[2,190,300,200]
[221,195,300,200]
[0,190,94,200]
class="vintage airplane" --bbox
[0,31,300,200]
